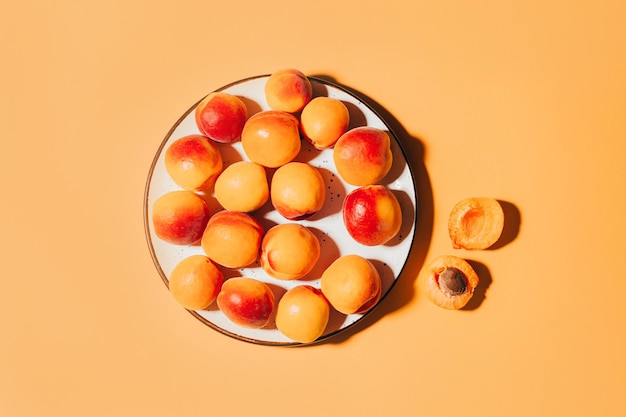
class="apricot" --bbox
[342,185,402,246]
[275,285,330,343]
[300,97,350,149]
[448,197,504,250]
[214,161,269,212]
[217,277,275,329]
[200,210,264,268]
[168,255,224,310]
[241,110,301,168]
[259,223,320,280]
[264,69,312,113]
[420,255,479,310]
[320,254,382,315]
[270,162,326,220]
[164,134,223,191]
[194,92,248,143]
[333,126,393,186]
[151,190,210,245]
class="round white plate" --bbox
[144,75,417,346]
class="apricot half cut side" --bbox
[448,197,504,250]
[420,255,479,310]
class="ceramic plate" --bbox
[144,75,417,346]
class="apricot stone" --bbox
[195,92,248,143]
[201,210,264,268]
[270,162,326,220]
[217,277,275,329]
[300,97,350,149]
[214,161,269,212]
[168,255,224,310]
[448,197,504,250]
[343,185,402,246]
[275,285,330,343]
[241,110,301,168]
[164,134,223,191]
[151,190,210,245]
[259,223,320,280]
[333,126,393,186]
[419,255,479,310]
[320,254,381,315]
[264,69,312,113]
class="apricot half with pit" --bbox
[420,255,479,310]
[259,223,320,280]
[448,197,504,250]
[320,254,381,315]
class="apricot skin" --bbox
[152,190,210,245]
[320,254,382,315]
[164,134,223,191]
[343,185,402,246]
[270,162,326,220]
[214,161,269,212]
[195,92,248,143]
[168,255,224,310]
[241,110,301,168]
[217,278,275,329]
[448,197,504,250]
[300,97,350,149]
[419,255,479,310]
[259,223,321,281]
[275,285,330,343]
[200,210,264,268]
[333,127,393,186]
[264,69,312,113]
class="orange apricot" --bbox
[419,255,479,310]
[448,197,504,250]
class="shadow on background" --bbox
[490,200,521,250]
[307,74,435,346]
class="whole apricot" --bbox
[448,197,504,250]
[320,254,381,315]
[275,285,330,343]
[419,255,479,310]
[241,110,301,168]
[214,161,269,212]
[333,126,393,186]
[217,277,275,329]
[168,255,224,310]
[201,210,264,268]
[195,92,248,143]
[259,223,320,280]
[151,190,210,245]
[342,185,402,246]
[164,134,223,191]
[300,97,350,149]
[270,162,326,220]
[264,69,312,113]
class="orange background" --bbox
[2,1,625,416]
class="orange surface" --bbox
[2,1,625,416]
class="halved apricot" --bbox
[419,255,479,310]
[448,197,504,250]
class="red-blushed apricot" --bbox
[419,255,479,310]
[270,162,326,220]
[275,285,330,343]
[342,185,402,246]
[201,210,264,268]
[168,255,224,310]
[300,97,350,149]
[194,92,248,143]
[241,110,301,168]
[151,190,210,245]
[217,277,275,329]
[164,134,223,191]
[214,161,269,212]
[448,197,504,250]
[320,254,382,315]
[333,126,393,186]
[264,69,312,113]
[259,223,320,280]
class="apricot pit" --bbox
[420,255,479,310]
